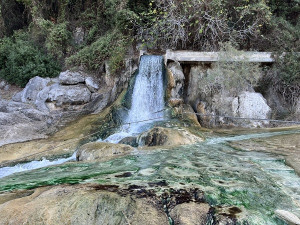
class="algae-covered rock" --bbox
[76,142,134,162]
[138,127,203,147]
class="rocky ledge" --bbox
[0,184,240,225]
[0,60,136,147]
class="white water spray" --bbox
[103,55,165,143]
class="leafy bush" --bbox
[66,31,130,74]
[45,22,71,59]
[268,53,300,108]
[0,32,60,87]
[200,42,262,96]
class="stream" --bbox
[0,55,299,224]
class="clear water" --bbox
[0,130,300,224]
[101,55,165,143]
[0,54,299,224]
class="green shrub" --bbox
[66,31,130,74]
[0,32,60,87]
[45,22,71,59]
[269,53,300,108]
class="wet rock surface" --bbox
[76,142,134,162]
[0,184,238,225]
[138,127,203,147]
[228,129,300,176]
[169,203,210,225]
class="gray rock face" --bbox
[85,77,99,93]
[186,65,206,106]
[232,91,271,126]
[12,76,50,102]
[0,54,137,146]
[59,70,85,85]
[0,100,51,146]
[167,62,185,100]
[47,84,91,105]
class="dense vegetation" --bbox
[0,0,299,108]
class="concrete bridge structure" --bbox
[164,50,274,64]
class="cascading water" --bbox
[0,55,166,178]
[102,55,165,143]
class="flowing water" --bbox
[102,55,165,143]
[0,55,300,224]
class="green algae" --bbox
[0,129,300,224]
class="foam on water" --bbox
[0,152,76,179]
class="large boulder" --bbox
[47,83,91,106]
[76,142,134,162]
[138,127,203,147]
[169,203,210,225]
[0,185,169,225]
[12,76,51,103]
[0,100,51,146]
[59,70,85,85]
[232,91,271,126]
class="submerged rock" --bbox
[169,202,210,225]
[275,210,300,225]
[138,127,203,147]
[76,142,134,162]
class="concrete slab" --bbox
[165,50,274,63]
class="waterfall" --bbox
[103,55,165,143]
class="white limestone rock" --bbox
[232,91,271,126]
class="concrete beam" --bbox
[165,50,274,63]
